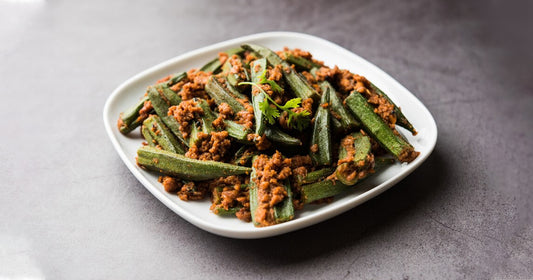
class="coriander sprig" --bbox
[240,70,310,131]
[260,94,311,131]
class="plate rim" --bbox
[103,31,438,239]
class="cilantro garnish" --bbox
[240,70,311,131]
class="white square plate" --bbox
[103,32,437,239]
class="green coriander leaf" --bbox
[279,98,301,110]
[259,98,279,125]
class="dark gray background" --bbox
[1,0,531,279]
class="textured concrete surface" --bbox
[1,0,532,279]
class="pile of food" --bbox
[117,44,419,227]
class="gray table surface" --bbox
[1,0,532,279]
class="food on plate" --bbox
[117,44,419,227]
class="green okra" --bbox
[224,120,252,143]
[301,179,350,204]
[335,132,373,186]
[249,59,268,136]
[142,115,186,154]
[117,96,151,134]
[375,157,396,168]
[200,58,223,74]
[250,58,267,82]
[211,185,247,216]
[264,127,302,146]
[188,121,202,147]
[369,83,416,135]
[166,72,187,87]
[158,83,182,104]
[232,146,258,166]
[310,86,332,166]
[301,156,396,204]
[147,85,189,147]
[137,146,251,181]
[225,77,249,100]
[274,180,294,223]
[282,52,322,71]
[213,207,241,216]
[345,91,418,163]
[195,98,216,133]
[222,55,250,89]
[249,168,260,226]
[200,47,245,74]
[141,123,157,147]
[242,44,319,101]
[205,76,246,113]
[249,156,294,226]
[252,92,267,136]
[196,98,252,142]
[118,71,188,135]
[320,81,360,132]
[296,167,335,185]
[301,156,394,204]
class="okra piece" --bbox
[188,121,202,147]
[302,157,394,204]
[160,83,182,104]
[301,179,350,204]
[141,123,157,147]
[119,73,185,135]
[195,98,216,134]
[166,72,187,87]
[137,146,251,181]
[196,98,252,142]
[232,146,258,166]
[250,59,268,136]
[147,85,189,147]
[222,55,250,89]
[117,96,151,134]
[296,167,335,185]
[205,76,246,113]
[199,47,245,74]
[250,57,267,82]
[274,180,294,223]
[200,58,222,74]
[310,87,332,166]
[249,156,294,226]
[225,78,249,100]
[225,120,252,143]
[320,81,360,132]
[375,157,396,169]
[264,127,302,146]
[213,207,241,216]
[211,185,247,216]
[282,52,322,71]
[249,168,260,226]
[142,115,186,154]
[242,44,319,101]
[252,91,267,137]
[345,91,418,163]
[370,83,416,135]
[335,132,374,186]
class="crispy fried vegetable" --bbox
[137,146,251,180]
